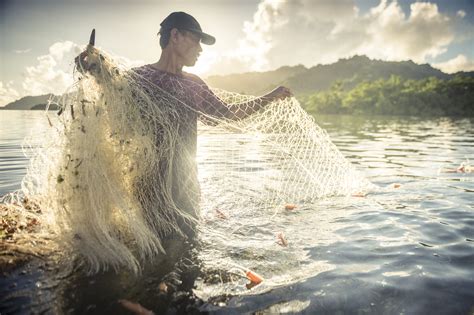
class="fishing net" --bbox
[15,46,372,273]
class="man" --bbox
[132,12,292,239]
[78,12,292,239]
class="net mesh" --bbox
[14,46,372,273]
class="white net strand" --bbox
[199,89,370,204]
[15,46,372,273]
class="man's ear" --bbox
[170,28,180,44]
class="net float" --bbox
[245,270,264,285]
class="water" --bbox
[1,110,473,314]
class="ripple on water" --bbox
[1,113,474,314]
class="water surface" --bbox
[0,111,473,314]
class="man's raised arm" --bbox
[226,86,292,120]
[192,75,292,121]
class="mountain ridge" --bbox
[1,94,57,110]
[206,55,472,96]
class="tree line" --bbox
[303,75,474,116]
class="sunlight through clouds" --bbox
[361,1,454,61]
[203,0,470,75]
[1,0,473,104]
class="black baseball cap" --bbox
[159,12,216,45]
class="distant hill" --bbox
[284,55,451,95]
[453,70,474,78]
[206,55,472,96]
[1,94,57,110]
[206,65,307,95]
[31,103,60,110]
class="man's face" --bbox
[175,30,202,67]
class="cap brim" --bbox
[200,33,215,45]
[177,27,216,45]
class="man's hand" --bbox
[74,50,90,73]
[75,29,97,74]
[265,86,292,102]
[118,299,154,315]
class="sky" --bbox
[1,0,473,106]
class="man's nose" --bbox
[197,43,202,53]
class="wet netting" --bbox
[7,46,373,273]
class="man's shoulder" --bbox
[131,64,150,74]
[182,72,207,86]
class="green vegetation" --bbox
[304,75,474,116]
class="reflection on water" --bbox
[1,111,473,314]
[0,111,55,196]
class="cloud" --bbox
[0,81,20,107]
[202,0,465,76]
[13,48,32,54]
[112,54,145,69]
[360,1,454,61]
[22,41,83,96]
[4,41,145,103]
[456,10,466,18]
[21,41,145,97]
[433,54,474,73]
